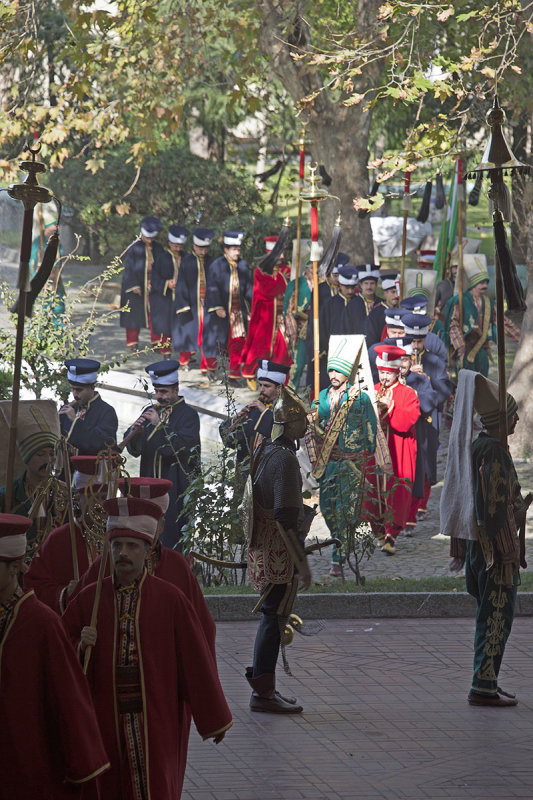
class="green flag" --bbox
[433,164,459,281]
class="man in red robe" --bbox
[241,235,292,386]
[0,512,110,800]
[63,496,232,800]
[365,344,420,555]
[24,454,110,613]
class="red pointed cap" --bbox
[375,344,406,371]
[0,513,32,561]
[103,497,163,544]
[118,478,172,513]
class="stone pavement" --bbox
[183,617,533,800]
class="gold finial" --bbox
[300,163,329,202]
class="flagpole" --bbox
[399,170,411,298]
[294,124,308,310]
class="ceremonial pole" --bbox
[293,124,310,310]
[467,96,529,446]
[399,170,412,298]
[300,165,330,409]
[456,156,465,333]
[4,143,57,511]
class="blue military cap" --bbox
[193,228,215,246]
[400,294,428,313]
[338,264,359,286]
[145,360,180,386]
[168,225,189,244]
[332,251,350,274]
[140,216,162,238]
[223,231,244,246]
[403,312,432,336]
[65,358,101,385]
[384,307,407,327]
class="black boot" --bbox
[245,669,302,714]
[245,667,298,705]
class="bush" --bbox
[48,142,285,260]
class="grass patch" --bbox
[202,572,533,595]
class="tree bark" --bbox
[257,0,384,262]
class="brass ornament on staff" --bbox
[299,164,334,411]
[467,94,529,446]
[3,142,61,512]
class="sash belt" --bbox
[116,665,143,714]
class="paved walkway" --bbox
[183,617,533,800]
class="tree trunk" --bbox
[257,0,384,262]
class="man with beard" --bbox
[124,360,200,550]
[246,387,312,713]
[219,360,289,469]
[172,227,214,372]
[58,358,118,455]
[63,496,232,799]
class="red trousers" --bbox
[126,317,171,355]
[206,334,245,379]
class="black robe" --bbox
[406,371,440,495]
[125,399,201,549]
[60,393,118,455]
[365,302,389,347]
[202,256,253,359]
[305,281,337,390]
[120,240,173,334]
[172,252,213,352]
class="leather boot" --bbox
[246,671,303,714]
[245,667,298,706]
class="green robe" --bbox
[443,291,495,377]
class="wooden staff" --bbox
[61,438,79,581]
[83,450,117,674]
[310,200,321,413]
[294,125,307,309]
[399,170,411,298]
[456,157,465,333]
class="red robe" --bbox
[69,545,217,798]
[0,590,109,800]
[378,380,420,529]
[241,265,292,378]
[24,520,98,614]
[72,544,216,654]
[62,572,232,800]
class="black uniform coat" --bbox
[172,252,213,352]
[125,399,201,549]
[406,371,440,495]
[365,302,389,347]
[202,256,253,359]
[60,393,118,455]
[120,240,173,334]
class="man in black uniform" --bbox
[124,360,200,550]
[59,359,118,455]
[219,360,289,467]
[245,386,311,714]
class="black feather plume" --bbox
[358,179,380,218]
[255,159,283,182]
[435,172,445,209]
[468,173,483,206]
[11,232,59,317]
[318,164,332,186]
[257,222,290,275]
[416,180,432,223]
[493,216,526,313]
[318,221,342,279]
